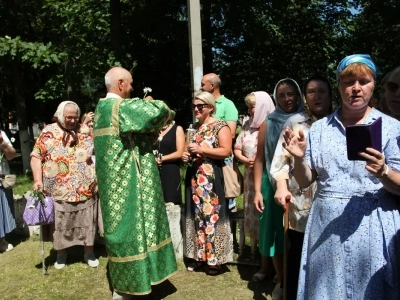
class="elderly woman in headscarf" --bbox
[234,92,275,259]
[253,78,306,298]
[283,54,400,299]
[31,101,98,269]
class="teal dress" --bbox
[258,168,284,257]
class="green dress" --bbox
[93,98,177,296]
[258,169,284,257]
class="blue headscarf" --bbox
[336,54,379,83]
[265,78,307,178]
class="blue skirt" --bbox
[0,188,16,238]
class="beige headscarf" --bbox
[54,101,81,147]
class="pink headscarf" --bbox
[250,91,276,129]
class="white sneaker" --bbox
[271,282,283,300]
[0,239,14,252]
[112,291,133,300]
[54,253,67,269]
[84,253,99,268]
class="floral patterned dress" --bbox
[31,123,96,202]
[234,119,259,240]
[185,120,233,265]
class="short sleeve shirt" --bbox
[214,95,238,122]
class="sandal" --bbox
[187,261,205,272]
[253,272,267,282]
[207,265,221,276]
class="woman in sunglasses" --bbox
[182,91,232,275]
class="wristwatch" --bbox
[378,164,389,181]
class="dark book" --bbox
[346,117,382,161]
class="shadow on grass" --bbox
[30,241,108,271]
[235,260,275,300]
[5,231,30,248]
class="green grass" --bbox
[13,174,34,196]
[3,165,268,299]
[1,233,275,300]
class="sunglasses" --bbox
[387,81,399,93]
[191,104,209,110]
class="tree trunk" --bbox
[13,60,31,173]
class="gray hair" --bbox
[104,67,131,90]
[104,72,113,89]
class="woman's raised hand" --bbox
[282,127,307,158]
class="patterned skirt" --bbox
[53,197,98,250]
[184,162,233,265]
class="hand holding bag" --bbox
[223,158,244,198]
[23,192,55,226]
[0,174,17,189]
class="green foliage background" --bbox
[0,0,399,127]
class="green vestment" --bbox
[93,98,177,295]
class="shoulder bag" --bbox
[222,158,244,198]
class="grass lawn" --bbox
[1,164,278,299]
[1,232,275,300]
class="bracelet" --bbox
[378,164,389,181]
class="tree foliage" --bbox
[0,0,398,158]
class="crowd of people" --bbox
[1,54,400,300]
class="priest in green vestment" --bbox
[94,67,177,297]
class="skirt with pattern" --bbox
[53,197,98,250]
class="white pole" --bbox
[187,0,203,124]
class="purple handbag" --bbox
[23,195,55,226]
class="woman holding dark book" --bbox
[282,54,400,299]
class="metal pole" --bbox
[187,0,203,124]
[40,225,48,275]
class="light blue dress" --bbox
[0,131,15,238]
[298,108,400,300]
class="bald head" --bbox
[200,73,222,99]
[105,67,133,98]
[203,73,221,88]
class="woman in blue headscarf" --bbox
[253,78,306,298]
[283,54,400,299]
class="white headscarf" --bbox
[250,91,276,129]
[54,101,81,128]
